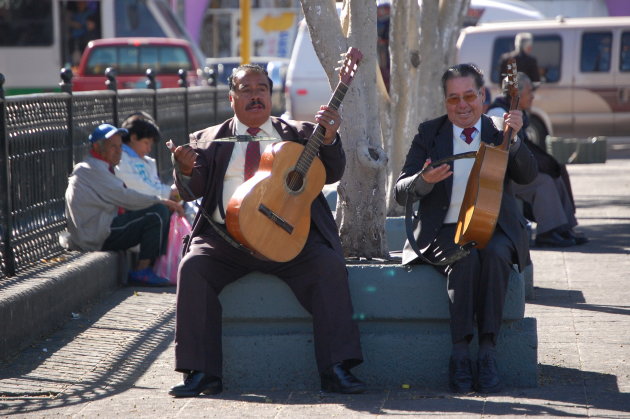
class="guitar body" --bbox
[454,57,519,250]
[455,142,509,249]
[226,141,326,262]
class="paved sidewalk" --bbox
[0,139,629,418]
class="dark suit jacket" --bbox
[174,116,346,256]
[499,50,540,83]
[394,114,538,269]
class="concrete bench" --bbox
[219,263,537,391]
[326,188,535,299]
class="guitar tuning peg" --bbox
[334,66,342,72]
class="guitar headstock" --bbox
[338,47,363,85]
[505,58,519,98]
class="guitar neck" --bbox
[294,81,349,176]
[500,95,520,150]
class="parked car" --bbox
[457,17,630,145]
[73,37,208,91]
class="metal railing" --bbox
[0,70,231,278]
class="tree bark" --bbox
[300,0,388,259]
[384,0,470,216]
[300,0,469,256]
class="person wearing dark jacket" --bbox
[487,72,588,247]
[167,64,364,397]
[395,63,537,394]
[499,32,541,83]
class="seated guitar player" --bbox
[166,64,365,397]
[394,63,537,394]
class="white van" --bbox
[457,17,630,145]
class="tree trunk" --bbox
[384,0,470,216]
[300,0,469,256]
[300,0,388,259]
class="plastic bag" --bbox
[154,213,192,284]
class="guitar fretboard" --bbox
[294,82,349,176]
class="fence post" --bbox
[0,73,16,276]
[60,68,75,172]
[178,69,189,136]
[208,68,218,125]
[105,67,118,126]
[146,68,158,121]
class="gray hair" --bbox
[515,32,533,52]
[501,72,533,96]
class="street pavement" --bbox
[0,138,629,418]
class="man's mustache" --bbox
[245,100,265,110]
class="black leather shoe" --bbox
[558,228,589,245]
[320,362,366,394]
[448,356,474,393]
[535,230,575,247]
[168,371,223,398]
[476,354,503,393]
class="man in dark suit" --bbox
[487,72,588,247]
[499,32,540,83]
[394,63,537,394]
[167,64,364,397]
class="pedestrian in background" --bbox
[499,32,541,83]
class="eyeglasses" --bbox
[445,91,480,106]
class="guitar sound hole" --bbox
[286,170,304,192]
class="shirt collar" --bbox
[453,118,482,139]
[121,143,139,158]
[234,116,275,137]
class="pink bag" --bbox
[154,213,192,284]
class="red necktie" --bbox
[462,127,476,144]
[244,127,261,180]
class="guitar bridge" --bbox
[258,204,294,234]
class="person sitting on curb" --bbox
[64,123,181,286]
[487,72,588,247]
[115,112,181,203]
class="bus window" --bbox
[0,0,53,47]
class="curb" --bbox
[0,251,122,360]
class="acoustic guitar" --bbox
[225,47,363,262]
[454,58,520,248]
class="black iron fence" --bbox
[0,72,232,278]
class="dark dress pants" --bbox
[174,224,363,378]
[426,224,516,345]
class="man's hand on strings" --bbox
[420,158,452,184]
[314,106,341,145]
[503,109,523,138]
[166,140,197,176]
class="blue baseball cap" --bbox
[89,124,128,143]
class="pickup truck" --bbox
[73,37,208,91]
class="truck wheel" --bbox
[526,116,548,149]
